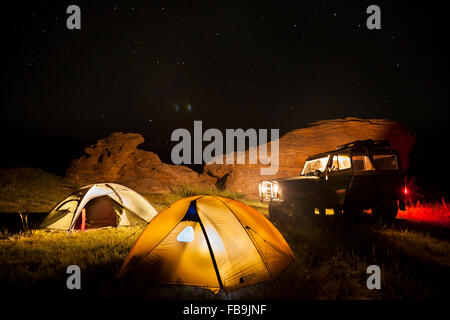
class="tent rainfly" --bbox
[119,195,295,294]
[39,183,158,231]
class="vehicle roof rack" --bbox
[336,139,390,150]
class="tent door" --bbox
[73,196,119,230]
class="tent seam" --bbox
[196,204,225,292]
[209,195,274,280]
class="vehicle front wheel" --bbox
[373,198,398,221]
[290,201,315,222]
[268,203,290,225]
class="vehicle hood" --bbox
[273,175,320,183]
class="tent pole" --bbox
[198,216,224,292]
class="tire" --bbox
[290,201,315,224]
[373,198,398,221]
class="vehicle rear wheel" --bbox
[373,198,398,222]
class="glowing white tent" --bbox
[39,183,158,231]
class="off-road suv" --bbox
[259,140,406,222]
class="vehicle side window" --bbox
[330,154,351,171]
[373,154,398,170]
[338,154,351,170]
[352,155,375,171]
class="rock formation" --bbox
[204,117,415,198]
[66,132,215,193]
[66,118,415,198]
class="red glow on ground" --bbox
[397,202,450,227]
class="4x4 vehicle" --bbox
[259,140,406,222]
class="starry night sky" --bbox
[1,1,449,195]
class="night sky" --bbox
[1,1,449,195]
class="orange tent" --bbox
[119,195,294,294]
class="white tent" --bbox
[39,183,158,231]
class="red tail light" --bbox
[403,186,408,195]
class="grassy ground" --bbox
[0,168,449,299]
[398,201,450,227]
[143,185,267,213]
[0,167,79,213]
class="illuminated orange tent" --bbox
[119,195,294,294]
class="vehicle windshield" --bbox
[301,156,329,175]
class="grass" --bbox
[0,168,449,299]
[0,227,140,289]
[142,185,267,214]
[0,167,79,213]
[163,185,246,202]
[397,201,450,227]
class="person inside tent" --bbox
[80,208,86,230]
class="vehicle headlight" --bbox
[272,183,279,195]
[259,181,280,200]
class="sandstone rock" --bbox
[66,132,216,193]
[66,118,415,198]
[204,117,415,198]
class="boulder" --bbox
[66,118,415,198]
[66,132,216,193]
[204,117,415,198]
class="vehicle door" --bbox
[325,152,353,207]
[347,153,377,206]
